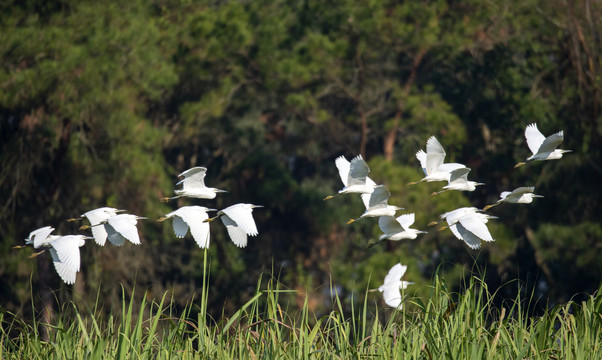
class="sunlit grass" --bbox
[1,275,601,359]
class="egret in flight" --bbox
[205,203,262,248]
[158,206,215,248]
[347,185,403,224]
[162,167,227,202]
[437,207,496,249]
[68,207,122,246]
[92,213,146,246]
[431,167,484,196]
[515,123,571,167]
[378,263,413,309]
[483,187,543,211]
[324,155,376,200]
[409,136,466,185]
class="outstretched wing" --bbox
[395,213,415,231]
[49,236,82,272]
[220,205,258,236]
[415,150,428,175]
[425,136,446,175]
[383,263,407,285]
[172,215,189,238]
[455,222,482,250]
[177,167,207,189]
[220,215,248,248]
[458,215,493,242]
[537,131,564,154]
[28,226,55,248]
[334,156,350,187]
[347,155,370,186]
[367,185,390,208]
[507,187,535,199]
[106,215,141,245]
[525,123,546,155]
[447,167,471,186]
[381,286,402,308]
[48,247,77,285]
[379,216,404,235]
[178,207,211,248]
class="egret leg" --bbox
[514,162,526,168]
[28,250,46,258]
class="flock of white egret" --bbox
[18,123,569,310]
[326,123,569,309]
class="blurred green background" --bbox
[1,0,600,320]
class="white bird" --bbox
[437,208,496,249]
[19,228,89,285]
[515,123,571,167]
[431,167,484,196]
[483,187,543,211]
[368,213,425,248]
[378,263,413,309]
[100,214,146,246]
[409,136,466,185]
[69,207,122,246]
[158,206,215,248]
[347,185,403,224]
[162,166,227,202]
[206,203,262,248]
[324,155,376,200]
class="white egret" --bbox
[324,155,376,200]
[368,213,426,248]
[483,187,543,211]
[19,228,89,285]
[431,167,484,196]
[515,123,571,167]
[347,185,403,224]
[100,213,146,246]
[378,263,413,309]
[69,207,122,246]
[205,203,262,248]
[161,167,227,202]
[157,206,215,248]
[437,208,496,249]
[409,136,466,185]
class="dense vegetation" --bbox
[0,0,600,345]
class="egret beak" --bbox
[215,189,228,193]
[252,205,264,209]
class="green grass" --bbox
[1,275,601,359]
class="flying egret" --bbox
[347,185,403,224]
[19,228,89,284]
[157,206,215,248]
[431,167,484,196]
[437,208,496,249]
[378,263,413,309]
[205,203,262,248]
[324,155,376,200]
[483,187,543,211]
[368,214,426,248]
[515,123,571,167]
[97,213,146,246]
[161,166,227,202]
[409,136,466,185]
[68,207,123,246]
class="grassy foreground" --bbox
[1,276,601,359]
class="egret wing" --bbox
[525,123,546,155]
[447,167,471,186]
[458,214,494,242]
[347,155,370,186]
[28,226,55,248]
[395,213,415,231]
[425,136,446,175]
[220,205,258,236]
[537,131,564,154]
[379,216,404,235]
[455,222,482,249]
[105,224,126,246]
[220,215,248,248]
[415,150,428,175]
[178,207,210,248]
[383,263,406,285]
[334,156,350,187]
[106,215,141,245]
[381,286,402,308]
[368,186,390,208]
[84,209,114,245]
[448,223,463,240]
[48,247,77,285]
[507,187,535,199]
[438,163,465,173]
[177,167,207,189]
[172,215,189,238]
[49,236,82,272]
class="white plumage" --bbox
[410,136,466,184]
[349,186,403,224]
[378,263,413,309]
[483,187,543,210]
[161,206,214,248]
[515,123,571,167]
[102,214,145,246]
[325,155,376,200]
[80,207,121,246]
[214,203,262,248]
[440,208,496,249]
[163,166,227,201]
[378,213,426,241]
